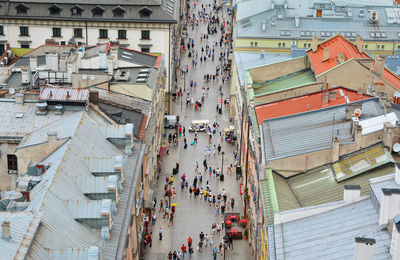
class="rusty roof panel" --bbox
[39,87,89,102]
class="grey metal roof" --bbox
[234,51,292,87]
[274,197,391,259]
[386,55,400,76]
[235,0,400,42]
[262,98,384,162]
[0,212,41,260]
[14,55,46,67]
[370,173,400,206]
[0,0,178,23]
[118,48,158,68]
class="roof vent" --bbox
[354,237,375,260]
[369,10,378,24]
[55,104,63,115]
[343,185,361,203]
[1,221,10,240]
[260,50,265,58]
[115,69,130,81]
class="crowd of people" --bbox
[144,0,237,259]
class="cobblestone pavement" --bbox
[144,0,251,259]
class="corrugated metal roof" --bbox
[0,212,41,260]
[48,246,100,260]
[274,198,391,259]
[76,175,117,194]
[359,112,398,135]
[255,88,371,124]
[39,87,89,102]
[262,98,384,162]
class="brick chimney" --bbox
[312,35,318,52]
[374,56,385,76]
[323,47,330,61]
[356,35,363,53]
[354,237,375,260]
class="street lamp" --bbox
[221,151,225,181]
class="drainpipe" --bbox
[85,21,88,45]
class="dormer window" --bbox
[49,4,61,16]
[139,7,152,18]
[16,4,29,15]
[92,5,105,17]
[71,5,83,16]
[113,6,125,17]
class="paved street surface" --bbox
[144,0,251,259]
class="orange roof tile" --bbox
[307,34,400,89]
[307,35,368,76]
[255,88,371,124]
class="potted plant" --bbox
[244,229,248,240]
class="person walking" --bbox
[181,244,187,258]
[159,227,163,240]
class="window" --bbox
[0,44,5,55]
[300,31,305,36]
[280,30,285,36]
[7,154,17,171]
[381,45,385,50]
[316,10,322,17]
[250,42,253,47]
[21,43,29,48]
[52,27,61,37]
[113,6,125,17]
[74,28,82,38]
[60,41,66,45]
[278,42,281,47]
[49,5,61,15]
[20,26,29,36]
[71,5,83,16]
[141,30,150,40]
[308,43,311,48]
[139,8,152,18]
[254,42,258,47]
[16,4,28,14]
[0,26,3,35]
[303,43,307,48]
[141,47,150,53]
[282,43,286,47]
[92,6,104,17]
[364,45,368,49]
[99,29,108,39]
[377,45,380,49]
[118,29,127,39]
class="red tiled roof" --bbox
[307,35,368,76]
[39,87,89,102]
[307,34,400,89]
[255,87,371,124]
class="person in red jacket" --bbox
[181,244,187,258]
[188,236,193,248]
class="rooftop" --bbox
[235,0,400,42]
[261,144,394,224]
[273,197,391,259]
[255,87,371,124]
[253,70,316,97]
[261,98,384,162]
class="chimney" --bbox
[47,130,58,143]
[354,124,362,149]
[383,121,395,149]
[15,93,24,104]
[332,136,340,162]
[338,52,345,64]
[107,55,114,76]
[374,56,385,76]
[322,83,329,104]
[260,50,265,58]
[312,35,318,52]
[29,56,37,71]
[356,35,363,53]
[354,237,375,260]
[109,46,119,68]
[391,214,400,260]
[89,89,99,105]
[59,53,68,72]
[49,52,59,71]
[2,221,10,240]
[323,47,330,61]
[21,66,29,84]
[396,163,400,185]
[379,188,400,225]
[344,185,361,203]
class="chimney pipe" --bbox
[323,47,330,61]
[49,52,59,71]
[15,93,24,104]
[379,188,400,225]
[354,237,375,260]
[29,56,37,71]
[312,35,318,52]
[344,185,361,203]
[2,221,10,240]
[391,214,400,260]
[21,66,29,85]
[356,35,363,53]
[47,130,58,143]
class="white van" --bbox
[164,115,179,129]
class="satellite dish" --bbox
[9,88,15,95]
[394,143,400,153]
[354,108,361,117]
[90,75,96,80]
[82,75,88,80]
